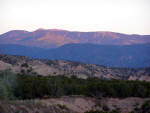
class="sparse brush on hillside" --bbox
[1,54,150,81]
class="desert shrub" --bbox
[21,69,25,74]
[57,104,68,110]
[141,101,150,113]
[85,110,105,113]
[84,110,119,113]
[0,70,17,100]
[103,105,109,111]
[0,104,6,113]
[0,82,8,99]
[21,63,28,67]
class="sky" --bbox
[0,0,150,35]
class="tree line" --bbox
[0,70,150,100]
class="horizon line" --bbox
[1,28,150,36]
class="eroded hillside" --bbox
[0,54,150,81]
[0,96,150,113]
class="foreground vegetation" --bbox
[0,70,150,100]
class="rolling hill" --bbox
[0,54,150,81]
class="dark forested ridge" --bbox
[40,43,150,68]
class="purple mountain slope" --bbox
[0,29,150,48]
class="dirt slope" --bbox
[0,96,149,113]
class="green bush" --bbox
[21,63,28,67]
[0,70,17,100]
[141,101,150,113]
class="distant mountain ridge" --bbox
[0,29,150,48]
[0,43,150,68]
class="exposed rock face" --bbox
[0,54,150,81]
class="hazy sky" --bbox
[0,0,150,34]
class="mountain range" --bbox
[0,29,150,48]
[0,29,150,68]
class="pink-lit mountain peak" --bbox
[0,30,29,39]
[98,32,120,39]
[3,30,29,35]
[35,28,69,32]
[0,28,150,48]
